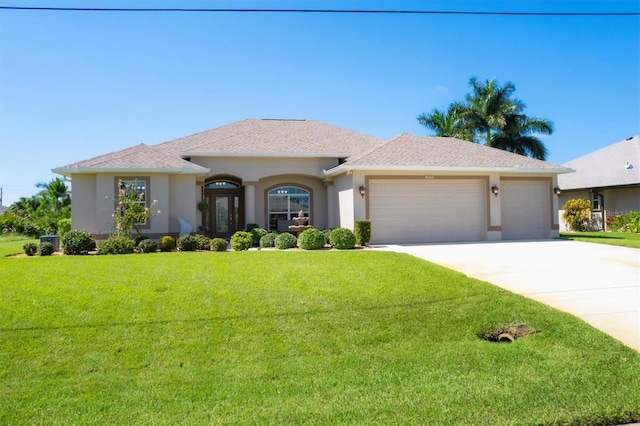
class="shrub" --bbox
[275,232,297,250]
[62,229,96,255]
[245,223,259,232]
[250,227,268,246]
[562,199,591,232]
[177,235,198,252]
[138,239,158,253]
[159,235,176,252]
[97,235,136,255]
[354,220,371,246]
[134,235,149,246]
[210,238,228,252]
[23,242,37,256]
[329,228,356,249]
[194,234,211,250]
[57,218,71,238]
[323,229,333,246]
[39,241,55,256]
[259,233,278,248]
[611,211,640,233]
[230,231,253,251]
[298,228,326,250]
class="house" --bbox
[53,118,572,244]
[558,135,640,230]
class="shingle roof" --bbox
[53,143,209,175]
[558,136,640,190]
[337,133,568,170]
[154,118,383,157]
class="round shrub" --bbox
[298,228,326,250]
[250,227,268,246]
[138,238,158,253]
[62,229,96,255]
[177,235,198,252]
[245,223,259,232]
[230,231,253,251]
[134,235,149,246]
[159,235,176,252]
[210,238,228,252]
[275,232,297,250]
[23,242,37,256]
[97,235,136,255]
[259,233,278,248]
[39,241,55,256]
[194,234,210,250]
[329,228,356,249]
[562,199,591,232]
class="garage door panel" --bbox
[369,179,486,244]
[501,180,550,240]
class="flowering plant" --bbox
[108,180,160,238]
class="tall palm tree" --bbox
[36,178,69,213]
[491,114,554,160]
[417,102,475,141]
[464,77,524,146]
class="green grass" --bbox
[560,231,640,248]
[1,244,640,425]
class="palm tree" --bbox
[463,77,524,146]
[417,102,475,141]
[36,178,69,213]
[491,114,554,160]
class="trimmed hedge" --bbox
[62,229,96,255]
[97,235,136,255]
[298,228,326,250]
[39,241,55,256]
[177,235,198,252]
[210,238,228,252]
[275,233,297,250]
[137,239,158,253]
[260,233,278,248]
[329,228,356,249]
[159,235,176,252]
[354,220,371,246]
[23,242,37,256]
[230,231,253,251]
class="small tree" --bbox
[109,180,160,238]
[562,199,591,232]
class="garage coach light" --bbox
[359,185,366,198]
[553,187,561,195]
[491,185,499,197]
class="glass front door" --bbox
[203,191,243,239]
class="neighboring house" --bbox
[558,135,640,230]
[53,118,572,244]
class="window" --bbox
[591,192,602,211]
[267,186,310,231]
[204,180,240,189]
[116,178,150,226]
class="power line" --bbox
[0,6,638,16]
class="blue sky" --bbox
[1,0,638,206]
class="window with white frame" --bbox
[116,178,150,226]
[267,186,310,231]
[591,192,602,211]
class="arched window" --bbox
[268,186,310,231]
[204,180,240,189]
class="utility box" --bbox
[40,235,60,252]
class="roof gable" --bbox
[558,136,640,189]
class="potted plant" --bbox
[197,200,209,212]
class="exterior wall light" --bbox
[491,185,500,197]
[359,185,366,198]
[553,186,561,195]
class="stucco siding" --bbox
[194,157,339,181]
[70,174,97,233]
[169,175,197,234]
[334,174,355,229]
[605,187,640,211]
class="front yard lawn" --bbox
[1,246,639,425]
[560,231,640,248]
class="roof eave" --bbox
[323,164,574,177]
[183,151,349,158]
[52,166,211,176]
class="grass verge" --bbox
[1,247,639,425]
[560,231,640,248]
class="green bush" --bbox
[210,238,228,252]
[250,227,268,246]
[97,235,136,255]
[159,235,176,252]
[562,199,591,232]
[134,235,149,246]
[275,232,297,250]
[245,223,259,233]
[354,220,371,246]
[329,228,356,249]
[230,231,253,251]
[62,229,96,255]
[57,218,71,238]
[611,211,640,233]
[177,235,198,252]
[194,234,211,250]
[137,239,158,253]
[298,228,326,250]
[39,241,55,256]
[23,242,37,256]
[323,229,333,246]
[259,233,278,248]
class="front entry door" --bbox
[204,191,244,239]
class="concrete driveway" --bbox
[376,240,640,351]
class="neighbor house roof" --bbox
[558,135,640,190]
[323,133,571,176]
[154,118,383,157]
[52,143,210,176]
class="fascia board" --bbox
[323,165,574,177]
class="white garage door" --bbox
[369,179,487,244]
[501,180,550,240]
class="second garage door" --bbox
[500,179,550,240]
[369,178,487,244]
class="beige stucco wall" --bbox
[169,174,197,234]
[70,174,97,233]
[604,187,640,212]
[333,173,355,229]
[193,156,339,181]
